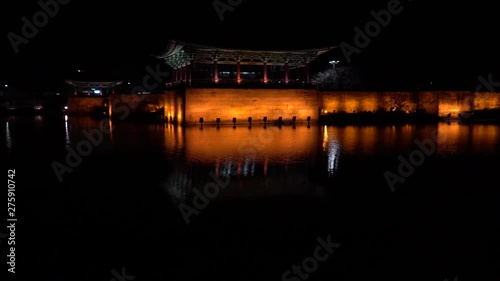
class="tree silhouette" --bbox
[312,66,362,90]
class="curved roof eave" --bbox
[157,40,337,59]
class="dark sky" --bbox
[2,0,500,91]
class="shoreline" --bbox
[3,109,500,126]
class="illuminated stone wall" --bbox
[67,97,107,113]
[436,91,475,117]
[69,90,499,121]
[68,95,166,115]
[182,88,319,124]
[437,91,500,117]
[319,91,440,115]
[320,91,499,116]
[108,94,165,120]
[320,91,381,113]
[474,92,500,110]
[111,94,164,109]
[163,88,185,124]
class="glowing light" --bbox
[64,106,68,110]
[94,90,101,94]
[329,60,340,68]
[34,105,43,110]
[4,84,8,87]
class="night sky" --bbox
[2,0,500,91]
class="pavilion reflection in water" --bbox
[161,124,325,202]
[160,122,500,201]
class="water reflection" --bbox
[34,115,43,134]
[2,115,500,201]
[322,125,429,155]
[164,124,184,157]
[158,123,500,177]
[322,126,341,177]
[178,124,319,168]
[436,123,500,156]
[4,115,500,164]
[162,169,193,204]
[6,121,12,151]
[160,124,323,200]
[64,115,70,146]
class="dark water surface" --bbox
[2,115,500,281]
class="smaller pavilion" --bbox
[65,80,123,96]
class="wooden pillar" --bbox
[284,63,289,84]
[214,60,219,83]
[188,61,193,84]
[237,61,241,84]
[174,68,179,83]
[263,62,268,84]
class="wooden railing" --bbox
[167,78,316,88]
